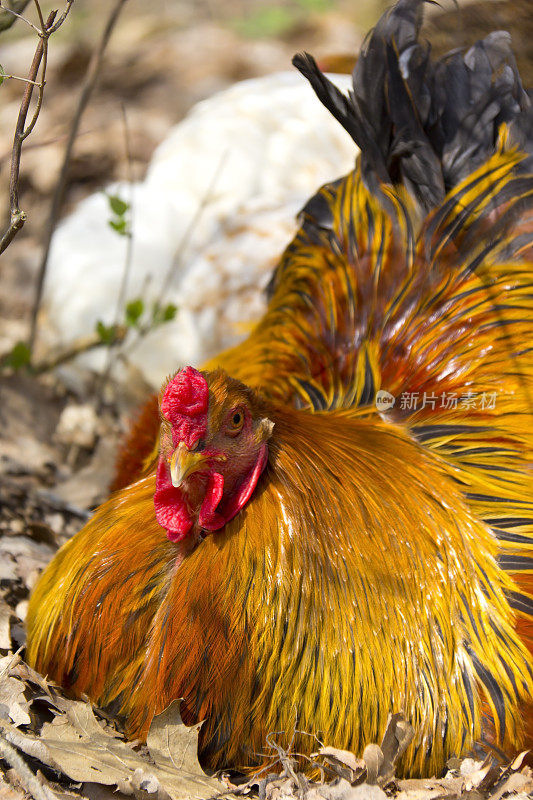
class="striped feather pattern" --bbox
[27,0,533,778]
[206,131,533,751]
[26,407,533,776]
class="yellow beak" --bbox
[169,441,209,488]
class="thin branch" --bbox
[30,0,44,30]
[0,73,41,85]
[155,148,229,307]
[0,12,52,255]
[113,104,135,324]
[0,0,38,33]
[0,211,25,256]
[21,7,50,143]
[95,102,135,402]
[111,152,229,369]
[0,0,74,256]
[47,0,74,34]
[33,325,127,373]
[0,126,99,167]
[29,0,130,353]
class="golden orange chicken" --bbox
[27,0,533,777]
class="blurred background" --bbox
[0,0,376,363]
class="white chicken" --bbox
[40,71,354,388]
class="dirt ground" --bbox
[0,1,533,798]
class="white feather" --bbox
[41,71,355,388]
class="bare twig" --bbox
[0,1,37,33]
[22,3,49,144]
[155,148,229,307]
[29,0,130,353]
[0,73,41,85]
[0,126,100,166]
[110,149,230,370]
[0,0,74,256]
[96,102,135,399]
[0,9,53,255]
[30,0,44,30]
[32,325,127,373]
[47,0,73,34]
[113,104,135,325]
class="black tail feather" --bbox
[291,51,390,186]
[292,0,533,212]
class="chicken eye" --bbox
[227,409,244,436]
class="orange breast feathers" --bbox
[26,372,533,775]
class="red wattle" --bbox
[154,443,269,540]
[198,472,225,530]
[227,443,268,515]
[154,460,194,541]
[201,444,269,532]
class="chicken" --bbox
[40,71,354,388]
[27,0,533,778]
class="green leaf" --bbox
[3,341,31,370]
[162,303,177,322]
[151,302,177,327]
[108,218,128,236]
[96,320,116,344]
[0,65,5,87]
[107,194,129,217]
[125,298,144,327]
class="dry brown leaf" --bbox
[1,717,61,770]
[379,713,415,783]
[458,758,484,777]
[0,535,56,588]
[315,748,364,773]
[82,783,131,800]
[0,676,30,727]
[340,786,387,800]
[489,770,533,800]
[362,744,383,786]
[508,750,533,771]
[0,655,31,727]
[462,758,500,793]
[35,695,227,799]
[396,775,463,798]
[0,599,12,651]
[264,775,297,800]
[9,654,56,696]
[146,700,207,780]
[0,773,27,800]
[314,714,415,788]
[314,747,365,784]
[1,660,229,798]
[308,779,388,800]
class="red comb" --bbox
[161,367,208,449]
